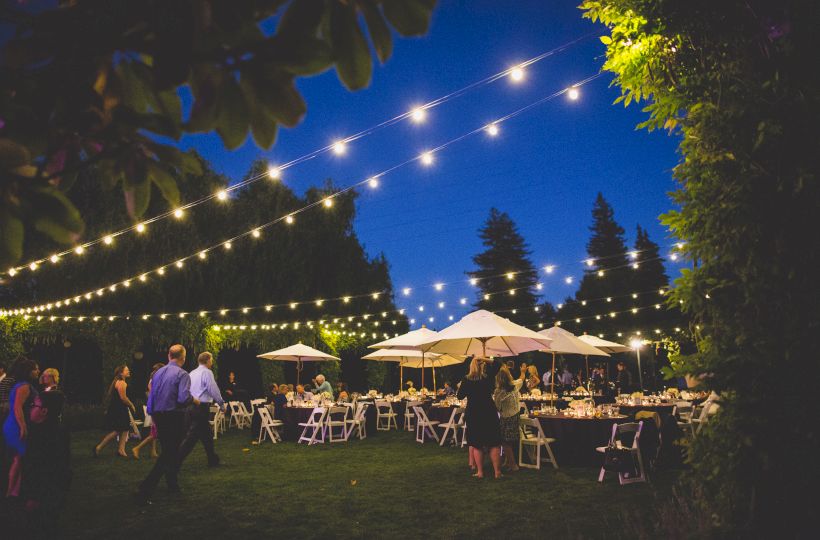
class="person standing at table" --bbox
[494,366,521,472]
[526,365,541,391]
[136,345,194,505]
[457,356,503,479]
[313,374,334,399]
[179,352,223,468]
[615,361,634,394]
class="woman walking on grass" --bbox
[132,363,164,459]
[94,365,136,458]
[457,356,503,479]
[494,366,521,472]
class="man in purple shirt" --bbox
[137,344,195,504]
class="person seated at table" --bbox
[294,385,313,403]
[615,361,633,394]
[590,367,604,389]
[270,386,288,419]
[405,380,414,390]
[266,383,279,403]
[338,391,350,402]
[526,366,541,391]
[312,374,334,399]
[442,382,456,397]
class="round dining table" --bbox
[280,406,316,441]
[531,413,629,466]
[617,403,677,419]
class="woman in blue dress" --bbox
[3,357,40,498]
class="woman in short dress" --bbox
[132,363,163,459]
[3,357,40,497]
[457,356,502,479]
[494,365,521,472]
[94,365,136,458]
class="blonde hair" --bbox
[527,365,539,378]
[466,357,485,381]
[42,367,60,385]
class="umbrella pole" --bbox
[550,352,556,409]
[296,357,302,387]
[585,355,590,386]
[433,366,437,393]
[400,364,403,393]
[421,352,425,389]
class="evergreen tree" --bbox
[562,194,632,338]
[468,208,542,326]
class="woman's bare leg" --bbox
[116,431,129,456]
[472,447,485,478]
[132,434,155,459]
[6,455,22,497]
[95,431,117,454]
[490,446,503,478]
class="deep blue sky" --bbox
[177,1,682,328]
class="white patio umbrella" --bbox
[538,325,609,405]
[368,327,440,389]
[362,348,465,391]
[257,342,340,387]
[420,310,553,358]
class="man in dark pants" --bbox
[179,352,224,467]
[137,344,194,504]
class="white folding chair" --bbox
[690,400,718,437]
[298,407,327,445]
[142,405,153,430]
[325,406,351,443]
[128,408,143,440]
[250,398,267,408]
[257,406,284,444]
[519,417,558,470]
[596,421,646,484]
[459,417,468,448]
[209,405,224,440]
[438,407,465,447]
[227,401,247,429]
[412,405,440,444]
[375,399,397,431]
[345,403,369,440]
[404,401,421,431]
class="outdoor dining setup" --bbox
[222,309,716,482]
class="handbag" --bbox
[603,443,635,473]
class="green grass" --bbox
[62,429,680,539]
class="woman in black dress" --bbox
[94,365,136,457]
[457,356,503,478]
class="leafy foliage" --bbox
[0,0,437,266]
[582,0,820,535]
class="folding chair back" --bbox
[598,421,646,484]
[404,401,421,431]
[298,407,328,445]
[142,405,153,429]
[326,406,351,443]
[518,417,558,470]
[412,405,440,444]
[438,407,464,447]
[375,399,397,430]
[257,406,283,444]
[128,408,143,440]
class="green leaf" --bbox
[277,0,325,37]
[187,67,222,133]
[330,2,373,90]
[600,35,612,45]
[147,162,181,207]
[28,187,84,244]
[0,212,24,266]
[239,73,279,148]
[215,77,250,149]
[274,35,334,76]
[124,163,150,218]
[362,1,394,64]
[256,75,306,128]
[382,0,436,37]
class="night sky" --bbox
[176,1,682,328]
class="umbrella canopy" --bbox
[362,348,465,368]
[537,326,610,356]
[420,309,552,357]
[368,327,440,350]
[257,343,340,362]
[577,334,632,353]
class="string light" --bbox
[545,265,555,274]
[509,66,525,82]
[332,141,347,155]
[285,215,294,225]
[74,246,85,255]
[267,165,282,180]
[410,107,426,123]
[565,277,573,284]
[368,177,379,189]
[198,251,207,260]
[103,236,113,246]
[486,123,499,137]
[173,208,184,219]
[217,190,228,201]
[135,223,146,233]
[251,229,261,238]
[323,198,333,208]
[420,151,434,166]
[224,242,232,250]
[567,87,580,100]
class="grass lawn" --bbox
[60,428,680,539]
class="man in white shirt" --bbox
[179,352,224,467]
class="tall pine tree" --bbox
[561,194,632,337]
[468,208,542,326]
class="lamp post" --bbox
[630,339,644,391]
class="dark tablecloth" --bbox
[532,414,629,466]
[281,407,316,441]
[617,403,677,419]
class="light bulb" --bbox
[198,251,207,260]
[434,283,444,291]
[29,262,38,271]
[224,241,232,250]
[103,235,113,245]
[267,165,281,180]
[459,298,467,305]
[565,276,573,284]
[402,288,411,296]
[157,267,165,276]
[585,259,594,267]
[410,107,426,123]
[486,123,499,137]
[173,208,184,219]
[567,87,580,100]
[175,260,184,268]
[285,215,294,224]
[368,177,379,189]
[8,268,17,276]
[544,265,555,274]
[323,198,333,208]
[597,270,605,277]
[506,272,514,280]
[332,141,347,155]
[420,151,434,166]
[509,66,525,82]
[217,190,228,201]
[75,246,85,255]
[252,229,261,238]
[469,278,478,286]
[136,223,146,233]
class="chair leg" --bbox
[598,467,606,482]
[544,442,559,469]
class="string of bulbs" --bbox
[1,71,623,314]
[2,33,598,281]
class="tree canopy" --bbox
[582,0,820,535]
[0,0,436,267]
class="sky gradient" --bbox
[176,1,683,328]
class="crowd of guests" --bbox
[0,357,71,535]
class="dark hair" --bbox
[495,366,515,392]
[617,361,626,367]
[150,363,164,376]
[105,365,128,403]
[10,357,38,382]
